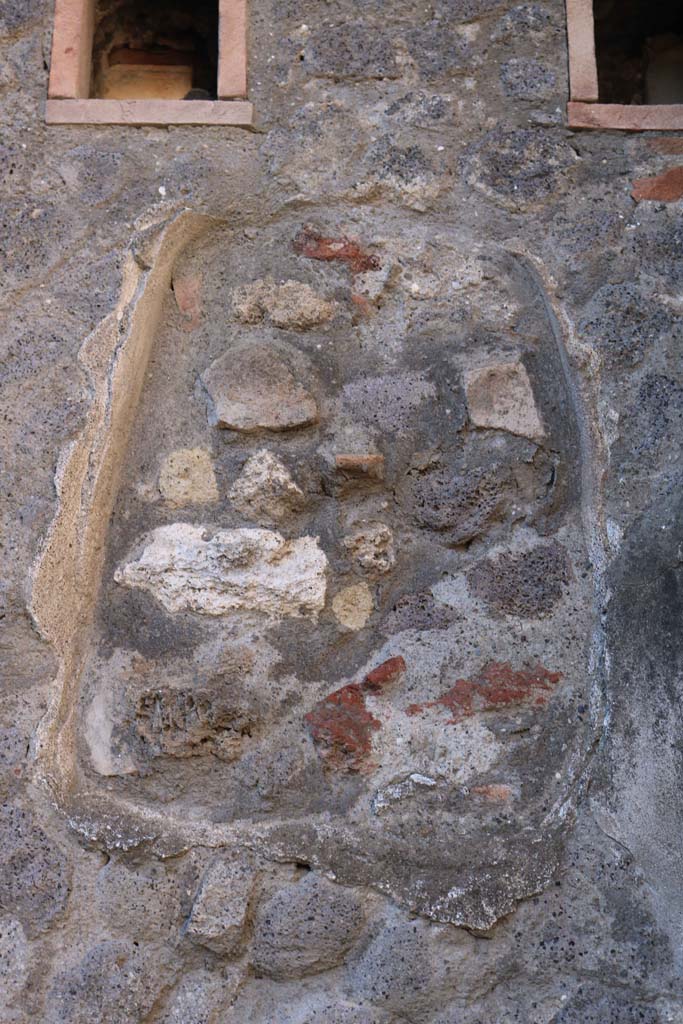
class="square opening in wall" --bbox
[91,0,219,100]
[594,0,683,105]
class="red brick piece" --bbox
[632,167,683,202]
[406,661,562,723]
[293,228,381,274]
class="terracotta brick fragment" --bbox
[632,167,683,202]
[362,656,406,693]
[305,683,381,772]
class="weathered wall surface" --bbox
[1,1,683,1021]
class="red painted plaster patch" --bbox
[405,661,562,724]
[293,228,381,274]
[632,167,683,202]
[363,655,406,694]
[305,656,406,771]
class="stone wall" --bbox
[1,1,683,1021]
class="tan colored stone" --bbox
[343,523,395,574]
[201,346,318,433]
[464,362,544,440]
[229,450,305,523]
[332,582,374,631]
[186,857,257,955]
[233,278,334,330]
[115,524,327,619]
[158,449,218,508]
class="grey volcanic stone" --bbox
[468,542,571,618]
[500,58,557,100]
[252,875,365,979]
[46,941,170,1024]
[465,129,577,210]
[305,24,399,81]
[0,805,70,937]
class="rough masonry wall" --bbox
[1,1,683,1022]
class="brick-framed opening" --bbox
[567,0,683,129]
[46,0,252,125]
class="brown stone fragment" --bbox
[632,166,683,202]
[335,453,385,479]
[465,361,544,440]
[201,346,318,432]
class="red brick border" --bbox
[48,0,250,123]
[565,1,683,130]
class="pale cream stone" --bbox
[343,522,395,573]
[115,524,327,619]
[229,450,305,523]
[158,448,218,507]
[233,277,334,330]
[332,582,374,630]
[464,361,545,440]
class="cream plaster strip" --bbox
[46,99,254,126]
[565,0,598,102]
[30,209,214,803]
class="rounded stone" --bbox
[251,874,365,980]
[332,582,374,630]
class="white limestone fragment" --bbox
[114,524,327,618]
[229,450,305,523]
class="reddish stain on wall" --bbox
[632,166,683,202]
[406,661,562,724]
[293,227,381,274]
[305,656,406,771]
